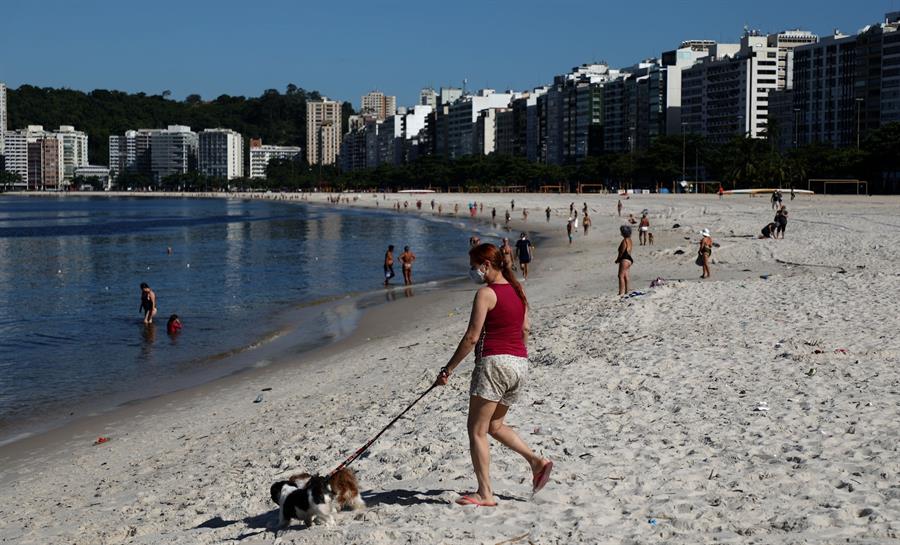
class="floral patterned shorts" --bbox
[469,354,529,406]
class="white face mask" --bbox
[468,266,486,284]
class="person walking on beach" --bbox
[500,238,514,271]
[639,213,650,246]
[504,210,511,226]
[790,186,796,201]
[384,245,396,286]
[522,208,528,222]
[582,213,591,235]
[400,246,416,285]
[545,206,551,222]
[139,283,157,324]
[434,243,552,507]
[515,232,534,280]
[617,199,623,217]
[431,199,436,210]
[566,218,574,245]
[582,202,588,216]
[510,199,515,211]
[615,226,633,296]
[491,208,497,223]
[698,229,713,279]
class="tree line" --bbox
[5,84,353,166]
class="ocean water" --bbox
[0,196,470,442]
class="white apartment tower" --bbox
[419,88,437,109]
[360,91,397,120]
[306,99,343,166]
[150,125,198,182]
[198,128,244,180]
[0,82,7,157]
[248,139,302,179]
[55,125,89,182]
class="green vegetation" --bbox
[6,84,354,165]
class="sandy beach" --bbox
[1,190,899,544]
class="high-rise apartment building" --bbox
[2,131,28,188]
[306,99,343,166]
[3,126,63,189]
[445,90,516,159]
[150,126,198,182]
[198,128,244,180]
[248,139,302,179]
[440,87,463,106]
[419,88,437,109]
[54,125,89,182]
[360,91,396,121]
[109,129,158,179]
[0,82,7,158]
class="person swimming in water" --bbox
[615,226,633,296]
[166,314,183,335]
[139,282,157,324]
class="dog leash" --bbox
[327,383,436,479]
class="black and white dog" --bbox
[270,475,335,530]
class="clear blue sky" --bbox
[1,0,896,108]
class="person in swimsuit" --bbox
[139,282,157,324]
[566,218,574,245]
[491,208,497,223]
[504,210,511,226]
[434,243,552,507]
[510,199,515,211]
[384,245,395,286]
[522,208,528,222]
[639,213,650,246]
[582,213,591,235]
[617,199,623,217]
[545,206,551,222]
[514,232,534,280]
[760,222,777,239]
[699,228,713,279]
[499,238,514,271]
[400,246,416,285]
[469,235,481,248]
[615,226,633,296]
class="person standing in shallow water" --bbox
[400,245,416,285]
[515,232,534,280]
[545,206,551,222]
[384,245,396,286]
[434,243,552,507]
[615,226,633,296]
[139,283,157,324]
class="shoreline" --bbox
[2,192,899,544]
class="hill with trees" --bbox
[5,84,354,165]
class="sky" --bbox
[1,0,897,109]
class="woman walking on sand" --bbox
[615,226,633,296]
[435,243,552,507]
[699,228,713,279]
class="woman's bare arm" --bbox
[437,288,494,382]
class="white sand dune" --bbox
[1,192,898,544]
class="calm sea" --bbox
[0,196,470,443]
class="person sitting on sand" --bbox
[615,226,633,296]
[166,314,182,335]
[628,213,637,225]
[434,243,552,507]
[699,228,713,279]
[760,222,777,239]
[400,246,416,285]
[139,283,157,324]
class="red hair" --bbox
[469,243,528,307]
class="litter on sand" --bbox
[754,402,769,412]
[94,437,110,445]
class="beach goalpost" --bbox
[540,184,563,193]
[689,180,724,193]
[494,185,527,193]
[807,179,867,195]
[577,183,604,194]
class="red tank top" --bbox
[479,283,527,358]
